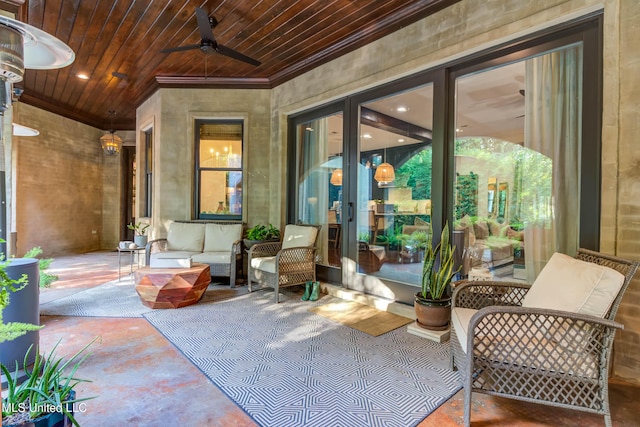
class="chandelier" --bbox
[100,110,122,156]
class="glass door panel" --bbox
[295,113,343,268]
[352,83,434,294]
[454,43,582,283]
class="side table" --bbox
[117,247,145,280]
[134,263,211,309]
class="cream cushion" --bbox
[251,256,277,274]
[166,222,205,252]
[451,307,477,352]
[281,225,318,250]
[522,252,625,318]
[203,223,243,252]
[192,252,232,264]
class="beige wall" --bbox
[11,103,115,257]
[269,0,640,381]
[136,88,271,239]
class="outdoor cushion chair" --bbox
[247,224,320,303]
[450,248,639,427]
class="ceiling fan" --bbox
[161,7,261,66]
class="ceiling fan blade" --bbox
[195,7,216,42]
[161,44,201,53]
[217,44,261,66]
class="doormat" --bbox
[309,300,413,336]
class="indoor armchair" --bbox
[450,248,638,427]
[247,224,320,303]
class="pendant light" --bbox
[374,148,395,184]
[100,110,123,156]
[330,168,343,186]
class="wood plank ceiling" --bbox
[8,0,460,130]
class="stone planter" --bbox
[0,258,40,381]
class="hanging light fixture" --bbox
[374,148,395,184]
[330,168,343,186]
[100,110,122,156]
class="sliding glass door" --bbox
[288,16,601,305]
[345,84,435,301]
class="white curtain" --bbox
[523,45,582,282]
[298,118,330,264]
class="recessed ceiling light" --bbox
[362,133,372,139]
[396,106,408,112]
[456,128,463,133]
[76,73,89,80]
[398,138,405,143]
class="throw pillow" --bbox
[522,252,625,318]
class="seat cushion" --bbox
[192,252,232,265]
[167,222,205,252]
[522,252,625,318]
[281,225,318,250]
[150,251,199,260]
[451,307,478,353]
[251,256,276,274]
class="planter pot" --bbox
[243,238,278,250]
[134,235,148,248]
[414,293,451,331]
[0,258,40,382]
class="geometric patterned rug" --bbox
[144,290,461,427]
[39,278,244,318]
[40,278,153,318]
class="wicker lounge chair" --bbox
[247,224,320,303]
[450,248,639,427]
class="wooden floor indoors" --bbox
[31,251,640,426]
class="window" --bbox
[195,120,243,220]
[143,129,153,217]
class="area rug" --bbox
[144,291,461,427]
[39,279,244,318]
[309,300,413,336]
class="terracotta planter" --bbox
[414,293,451,331]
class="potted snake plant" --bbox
[414,222,461,330]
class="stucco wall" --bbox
[136,88,271,239]
[270,0,640,381]
[12,103,111,257]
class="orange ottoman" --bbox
[134,263,211,309]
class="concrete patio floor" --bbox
[32,251,640,426]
